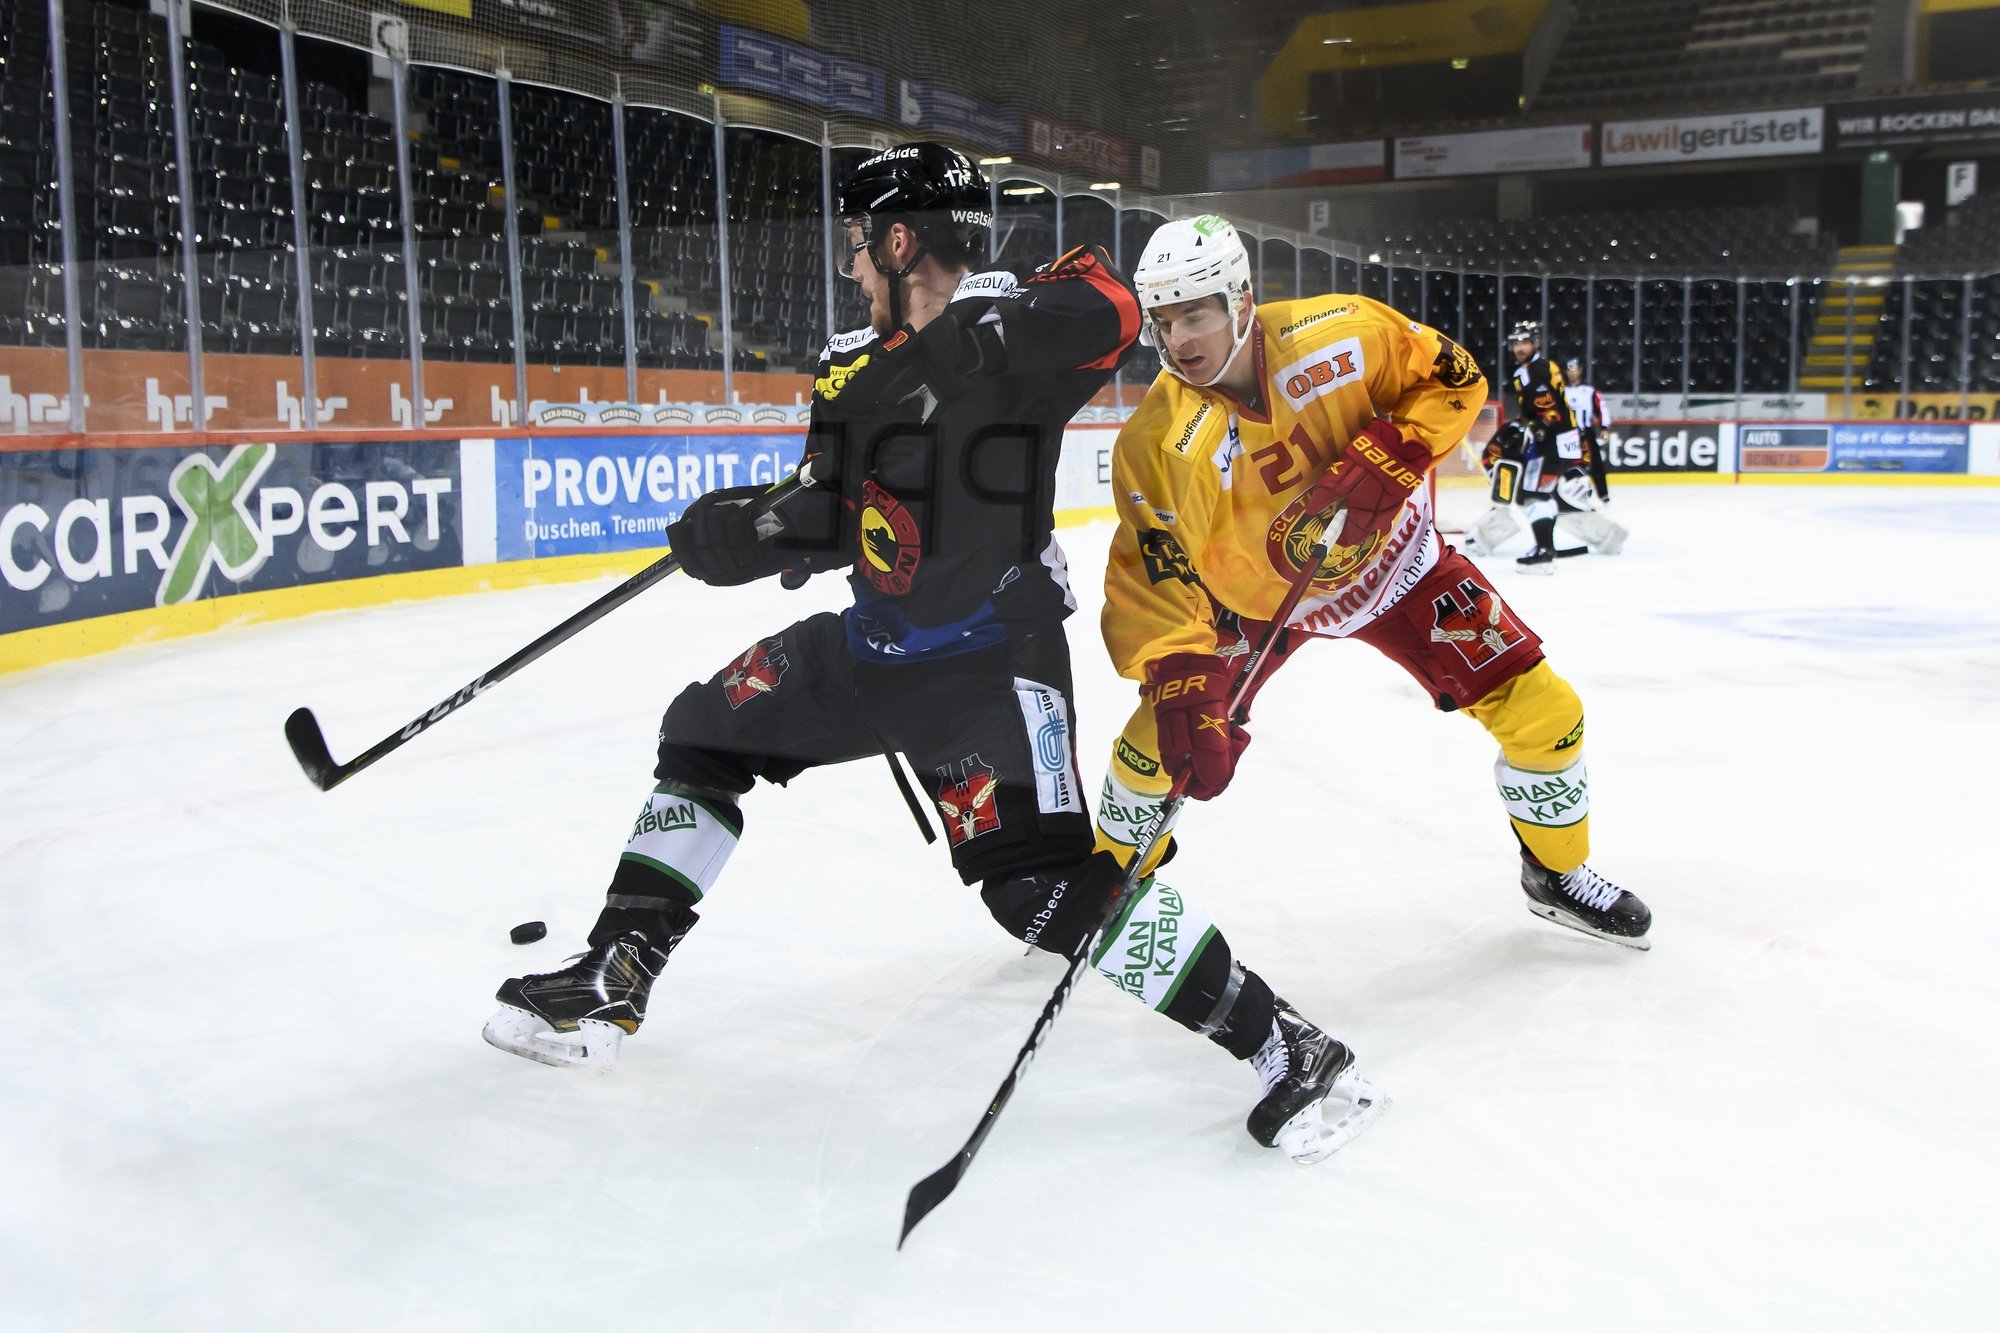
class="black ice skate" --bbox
[1521,854,1651,950]
[1246,1002,1389,1163]
[1515,545,1557,573]
[483,927,685,1069]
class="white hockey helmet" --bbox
[1134,214,1256,387]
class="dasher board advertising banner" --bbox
[486,433,803,562]
[1737,422,1970,474]
[2,439,463,635]
[1394,124,1593,179]
[1601,107,1824,165]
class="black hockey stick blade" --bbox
[898,948,1092,1249]
[285,706,343,790]
[1556,545,1590,558]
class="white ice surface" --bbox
[4,483,1998,1332]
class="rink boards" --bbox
[3,418,1997,673]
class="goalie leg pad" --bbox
[1470,505,1521,553]
[1556,471,1599,511]
[1559,508,1628,554]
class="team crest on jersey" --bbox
[858,480,922,596]
[1266,493,1383,586]
[720,636,790,708]
[1428,578,1527,669]
[1434,336,1483,389]
[936,754,1001,846]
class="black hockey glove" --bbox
[667,485,787,587]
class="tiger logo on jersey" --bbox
[1266,495,1384,586]
[1428,578,1527,669]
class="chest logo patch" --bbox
[1278,338,1365,405]
[859,480,922,596]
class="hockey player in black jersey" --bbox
[1493,323,1625,569]
[483,143,1384,1165]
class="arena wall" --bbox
[5,417,1997,675]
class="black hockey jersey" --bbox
[787,245,1139,662]
[1507,357,1578,433]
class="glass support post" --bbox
[46,0,86,431]
[1733,278,1746,414]
[1959,274,1974,417]
[612,94,638,406]
[164,0,206,429]
[278,25,317,428]
[387,52,425,420]
[1898,273,1913,415]
[497,73,529,425]
[709,94,735,405]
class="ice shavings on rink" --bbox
[3,482,1997,1333]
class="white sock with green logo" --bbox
[615,783,743,905]
[1089,878,1220,1013]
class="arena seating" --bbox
[1861,196,2000,394]
[1536,0,1871,115]
[0,0,1982,398]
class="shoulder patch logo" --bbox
[1434,336,1483,389]
[1138,528,1198,587]
[1171,400,1214,455]
[816,354,869,401]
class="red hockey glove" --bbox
[1305,419,1435,559]
[1147,653,1249,801]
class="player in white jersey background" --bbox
[1564,356,1613,503]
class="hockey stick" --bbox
[285,475,810,791]
[897,531,1332,1248]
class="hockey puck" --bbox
[509,920,547,945]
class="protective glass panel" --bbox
[627,104,724,402]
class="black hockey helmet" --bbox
[836,142,991,272]
[1507,320,1541,349]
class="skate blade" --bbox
[482,1007,627,1069]
[1525,900,1652,951]
[1515,563,1555,576]
[1274,1071,1391,1165]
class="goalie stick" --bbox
[285,473,813,791]
[897,526,1335,1249]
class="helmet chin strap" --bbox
[869,229,930,331]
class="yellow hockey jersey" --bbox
[1103,294,1486,680]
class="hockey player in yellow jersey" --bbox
[1095,215,1650,948]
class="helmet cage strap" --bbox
[859,215,930,330]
